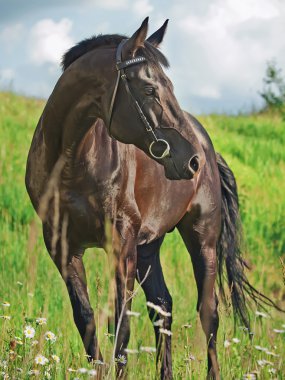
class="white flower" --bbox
[153,319,164,327]
[140,346,156,353]
[147,302,171,317]
[159,328,172,336]
[67,368,76,372]
[268,368,276,374]
[124,348,139,354]
[0,316,11,320]
[126,310,140,317]
[1,302,10,307]
[273,329,285,333]
[44,371,51,379]
[77,368,88,374]
[51,355,60,363]
[24,325,35,339]
[44,331,56,342]
[88,369,97,376]
[182,323,192,328]
[257,359,273,367]
[92,360,104,365]
[28,369,40,375]
[224,340,231,348]
[243,374,256,380]
[16,281,23,286]
[232,337,240,344]
[36,317,47,325]
[0,361,7,369]
[32,340,39,346]
[257,360,266,367]
[116,354,127,365]
[15,337,23,345]
[254,345,268,352]
[35,354,49,365]
[265,351,279,357]
[255,311,269,318]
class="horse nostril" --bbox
[188,155,200,174]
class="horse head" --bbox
[104,18,205,180]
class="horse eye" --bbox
[145,86,155,96]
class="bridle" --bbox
[107,39,170,160]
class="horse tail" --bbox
[216,152,282,330]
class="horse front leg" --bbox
[112,237,137,378]
[137,236,173,380]
[42,223,103,362]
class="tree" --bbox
[260,60,285,115]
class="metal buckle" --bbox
[149,139,170,160]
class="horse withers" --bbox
[25,18,280,379]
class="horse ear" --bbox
[123,17,149,57]
[147,19,169,48]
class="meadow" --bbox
[0,91,284,379]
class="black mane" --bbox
[61,34,169,71]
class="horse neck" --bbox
[41,50,114,171]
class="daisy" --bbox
[77,368,88,374]
[224,340,231,348]
[140,346,156,353]
[254,345,268,352]
[28,369,40,375]
[92,360,105,365]
[255,311,269,318]
[51,355,60,363]
[159,328,172,336]
[116,354,127,365]
[265,351,279,357]
[36,317,47,325]
[35,354,49,365]
[273,329,285,333]
[146,302,171,317]
[44,331,56,342]
[243,374,256,380]
[124,348,139,354]
[232,337,240,344]
[153,319,164,327]
[24,325,35,339]
[1,302,10,308]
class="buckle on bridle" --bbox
[149,139,170,160]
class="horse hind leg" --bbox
[42,223,103,362]
[177,213,220,380]
[137,236,173,380]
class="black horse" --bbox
[25,18,279,379]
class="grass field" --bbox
[0,91,284,379]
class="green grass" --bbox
[0,92,284,379]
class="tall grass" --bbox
[0,92,284,379]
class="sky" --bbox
[1,0,285,114]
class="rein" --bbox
[107,39,170,160]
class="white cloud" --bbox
[93,0,129,10]
[173,0,285,110]
[29,18,74,65]
[0,23,24,44]
[132,0,154,17]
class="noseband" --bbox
[107,39,170,160]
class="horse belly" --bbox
[136,181,195,245]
